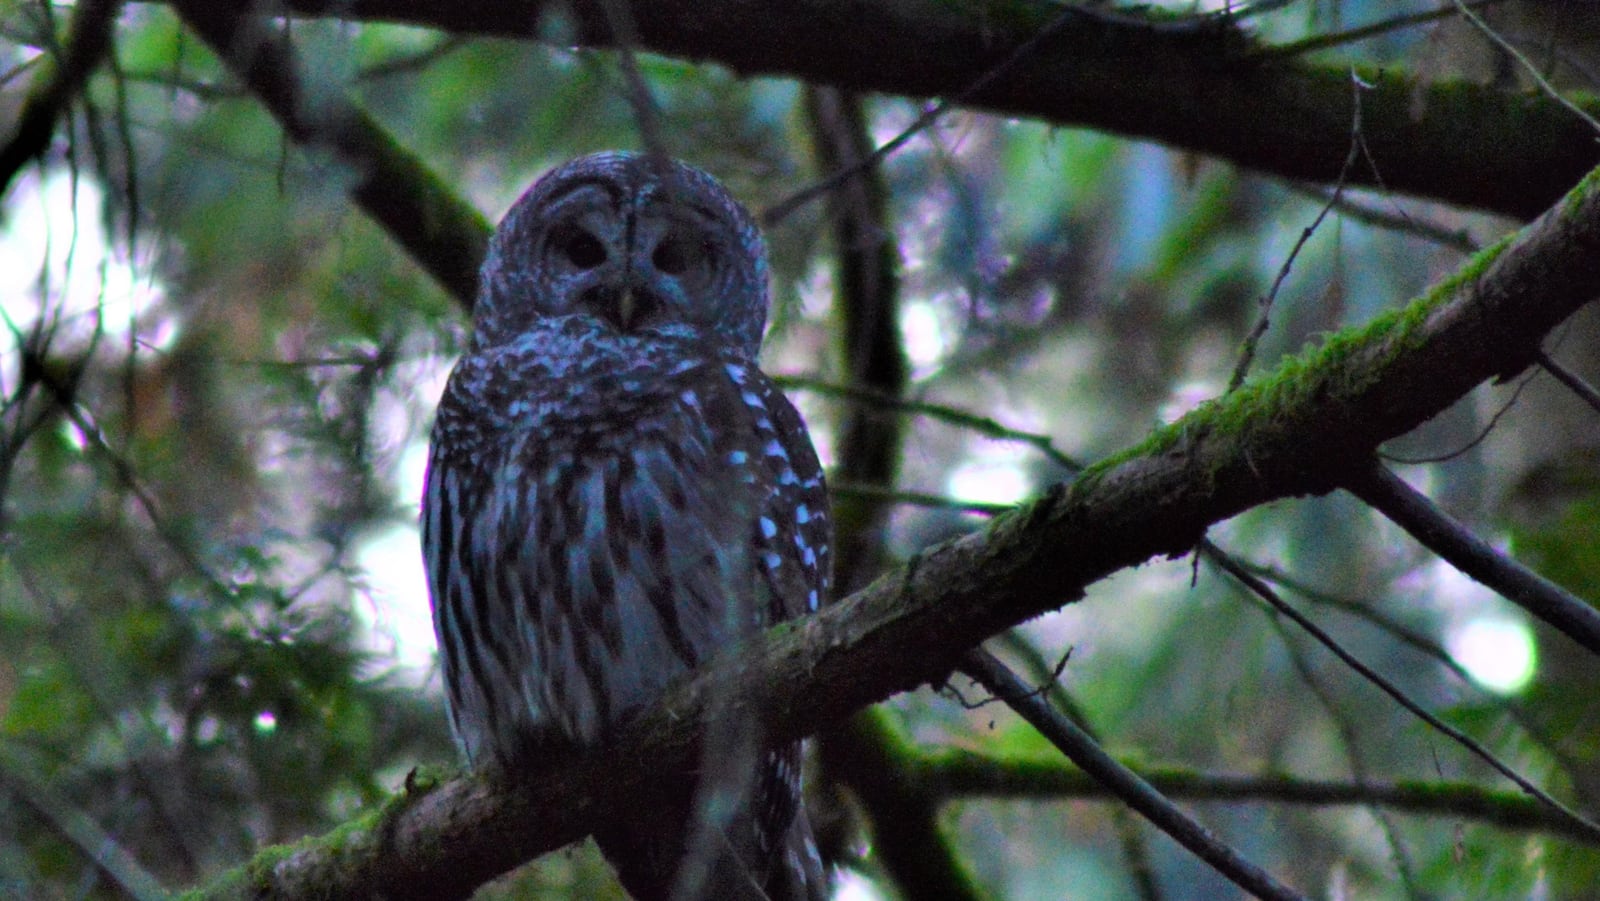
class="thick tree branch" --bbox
[170,1,490,307]
[187,157,1600,898]
[158,0,1600,220]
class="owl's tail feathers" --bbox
[772,806,829,901]
[593,802,828,901]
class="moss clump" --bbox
[1078,230,1516,491]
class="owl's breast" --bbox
[439,320,719,460]
[425,324,828,755]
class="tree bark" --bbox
[151,0,1600,220]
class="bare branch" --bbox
[1347,463,1600,655]
[1229,68,1369,391]
[1538,349,1600,416]
[1448,0,1600,136]
[775,376,1081,472]
[0,741,169,901]
[1254,1,1510,62]
[959,649,1308,901]
[764,5,1085,226]
[1202,540,1600,840]
[169,2,492,308]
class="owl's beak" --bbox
[597,281,661,332]
[616,287,639,330]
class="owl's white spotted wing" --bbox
[717,360,832,626]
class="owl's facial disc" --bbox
[543,199,719,335]
[475,153,767,358]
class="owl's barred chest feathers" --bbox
[427,315,829,755]
[434,318,731,467]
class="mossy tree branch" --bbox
[170,0,491,308]
[152,0,1600,221]
[848,707,1598,844]
[185,155,1600,898]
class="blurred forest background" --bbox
[3,0,1600,898]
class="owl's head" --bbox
[474,151,770,359]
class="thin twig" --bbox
[1249,589,1422,895]
[0,0,121,200]
[1285,183,1480,253]
[1252,1,1509,62]
[761,4,1090,227]
[993,632,1164,901]
[1449,0,1600,137]
[1241,559,1583,781]
[12,562,205,873]
[830,481,1010,517]
[927,753,1599,843]
[1536,349,1600,416]
[1347,464,1600,656]
[1379,364,1539,465]
[1201,539,1600,841]
[960,649,1309,901]
[1228,68,1368,392]
[596,0,668,162]
[356,35,469,81]
[1382,366,1542,464]
[776,375,1081,472]
[0,741,170,901]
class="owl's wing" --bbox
[711,360,832,627]
[687,361,831,899]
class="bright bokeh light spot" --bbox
[947,457,1032,508]
[60,418,89,452]
[354,519,436,683]
[1448,616,1537,694]
[796,259,835,319]
[832,870,885,901]
[0,169,166,352]
[900,300,950,369]
[397,439,431,513]
[253,711,278,734]
[1159,379,1218,424]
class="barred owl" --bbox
[421,152,831,900]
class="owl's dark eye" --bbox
[652,234,703,276]
[554,227,607,269]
